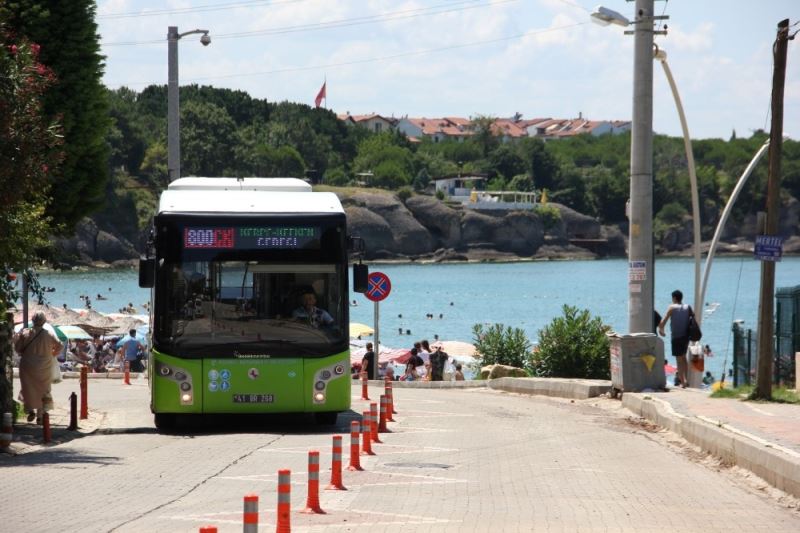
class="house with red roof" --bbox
[395,117,473,143]
[337,112,396,134]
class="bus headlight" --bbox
[181,393,193,404]
[315,380,326,391]
[314,392,325,402]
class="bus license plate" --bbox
[233,394,274,403]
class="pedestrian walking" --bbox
[657,289,691,388]
[13,311,64,423]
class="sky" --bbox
[97,0,799,139]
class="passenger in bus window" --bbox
[292,291,334,328]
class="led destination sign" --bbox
[184,226,319,250]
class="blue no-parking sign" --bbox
[365,272,391,302]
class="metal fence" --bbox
[731,320,796,387]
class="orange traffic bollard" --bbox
[302,450,325,514]
[369,402,382,443]
[276,469,291,533]
[327,435,347,490]
[124,360,131,385]
[243,494,258,533]
[361,372,370,400]
[379,395,389,433]
[386,380,397,416]
[361,412,375,455]
[348,421,363,471]
[80,366,88,420]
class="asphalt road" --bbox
[3,379,800,532]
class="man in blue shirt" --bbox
[120,329,145,372]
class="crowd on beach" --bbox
[354,338,465,382]
[12,330,146,375]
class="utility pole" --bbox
[167,26,180,183]
[754,19,791,400]
[628,0,655,333]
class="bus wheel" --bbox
[154,413,176,431]
[314,412,338,425]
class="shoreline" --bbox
[41,247,781,271]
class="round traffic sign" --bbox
[365,271,391,302]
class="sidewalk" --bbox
[1,401,105,456]
[623,386,800,499]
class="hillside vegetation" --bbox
[100,85,800,254]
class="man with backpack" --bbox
[657,289,692,388]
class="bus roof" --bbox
[167,177,312,192]
[158,177,344,215]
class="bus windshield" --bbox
[154,260,347,358]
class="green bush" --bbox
[532,305,610,379]
[472,323,532,371]
[435,189,445,200]
[397,186,413,203]
[533,203,561,231]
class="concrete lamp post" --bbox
[591,1,668,334]
[167,26,211,183]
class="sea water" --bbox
[33,257,800,379]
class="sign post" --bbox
[364,272,391,380]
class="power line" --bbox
[107,21,589,86]
[101,0,507,47]
[98,0,307,20]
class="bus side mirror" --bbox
[139,257,155,288]
[353,263,368,293]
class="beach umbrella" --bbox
[53,325,93,341]
[14,322,92,342]
[438,340,477,358]
[349,322,374,338]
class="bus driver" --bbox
[292,291,334,328]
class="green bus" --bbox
[139,177,366,429]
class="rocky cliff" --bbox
[54,191,800,266]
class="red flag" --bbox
[314,81,326,108]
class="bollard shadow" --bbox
[154,409,363,437]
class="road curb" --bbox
[488,377,612,400]
[367,379,486,389]
[371,377,612,400]
[623,392,800,499]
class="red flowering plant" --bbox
[0,26,63,315]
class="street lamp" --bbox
[591,1,667,334]
[653,46,701,314]
[590,6,630,27]
[168,26,210,183]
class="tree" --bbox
[0,26,63,416]
[472,323,532,371]
[180,101,236,176]
[353,133,414,189]
[532,305,610,379]
[518,137,560,191]
[470,115,500,157]
[2,1,110,231]
[489,144,526,180]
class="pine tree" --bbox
[1,1,110,232]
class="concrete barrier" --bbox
[489,377,612,400]
[623,393,800,499]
